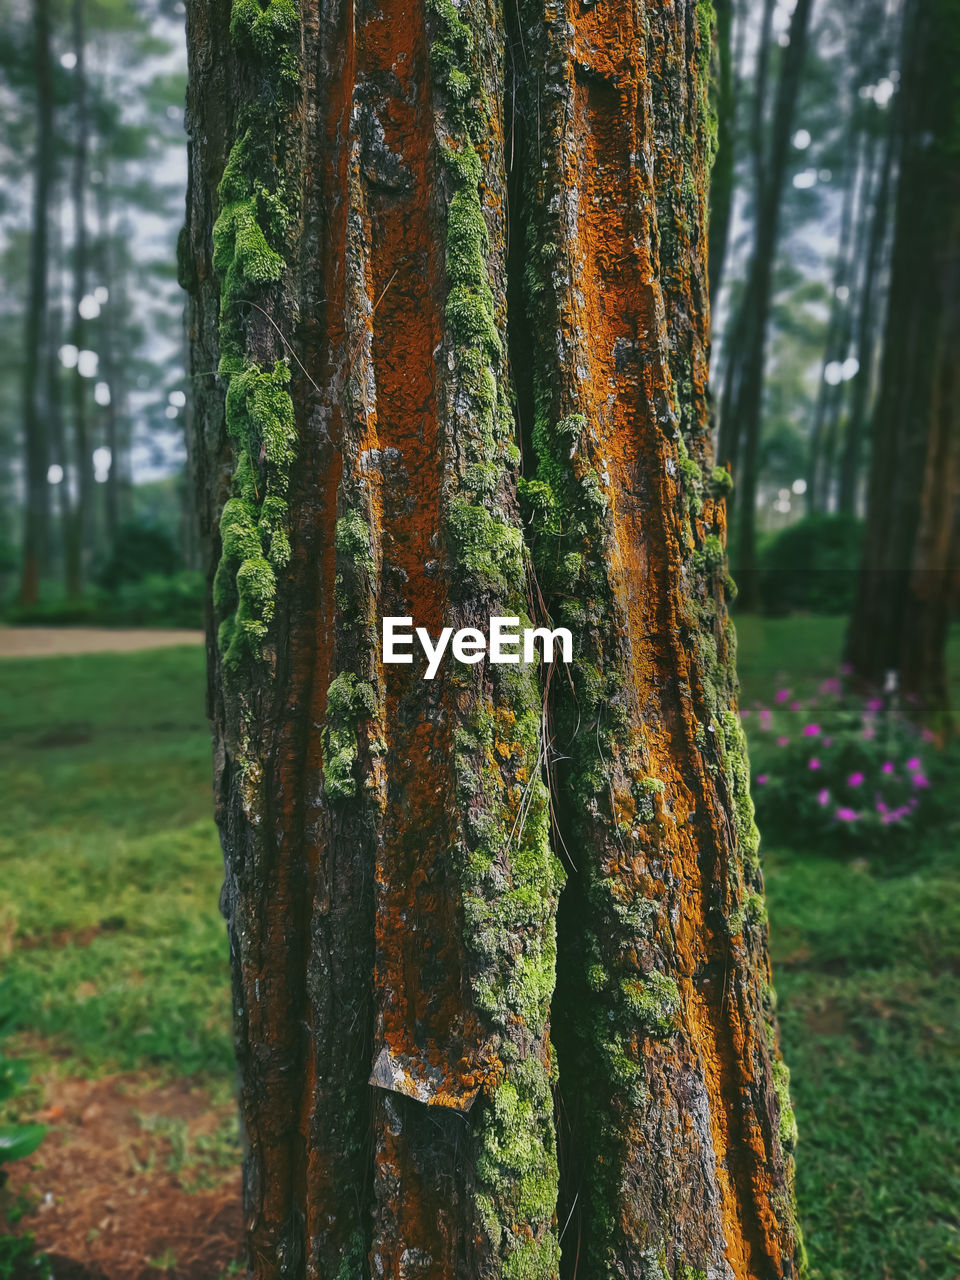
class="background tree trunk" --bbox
[183,2,804,1276]
[846,0,960,723]
[18,0,54,607]
[66,0,92,598]
[729,0,814,607]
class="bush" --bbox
[95,520,183,590]
[3,571,204,630]
[757,515,864,615]
[100,570,204,628]
[746,675,939,851]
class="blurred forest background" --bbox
[1,0,958,1277]
[2,0,942,636]
[0,0,931,627]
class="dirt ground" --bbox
[3,1068,241,1280]
[0,630,203,659]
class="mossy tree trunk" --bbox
[846,0,960,724]
[183,2,803,1277]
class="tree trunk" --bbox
[183,2,804,1277]
[730,0,814,608]
[66,0,92,598]
[18,0,54,607]
[708,0,737,306]
[846,0,960,725]
[836,120,897,516]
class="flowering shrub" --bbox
[744,671,938,847]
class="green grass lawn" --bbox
[1,625,958,1278]
[0,647,231,1083]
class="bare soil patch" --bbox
[0,630,203,659]
[3,1071,241,1280]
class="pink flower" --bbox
[777,736,790,748]
[876,800,887,814]
[863,726,876,741]
[740,709,750,719]
[756,774,768,786]
[808,757,821,771]
[790,701,803,712]
[775,689,791,704]
[867,697,884,713]
[906,757,921,772]
[823,736,833,747]
[802,724,820,738]
[817,788,830,806]
[881,761,895,775]
[847,772,864,788]
[820,678,841,695]
[835,807,859,823]
[921,728,937,743]
[912,773,930,790]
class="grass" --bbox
[1,624,958,1278]
[738,616,960,1280]
[0,647,230,1082]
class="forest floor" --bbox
[0,626,957,1280]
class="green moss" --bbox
[321,673,374,803]
[447,497,524,594]
[620,971,681,1038]
[335,509,374,573]
[214,363,297,667]
[773,1058,799,1152]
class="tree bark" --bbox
[18,0,54,607]
[846,0,960,724]
[183,2,804,1276]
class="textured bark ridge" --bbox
[183,1,802,1277]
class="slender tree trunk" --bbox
[837,120,897,515]
[708,0,737,306]
[846,0,960,724]
[731,0,814,606]
[48,207,71,581]
[66,0,92,597]
[714,0,774,477]
[96,166,121,543]
[806,126,863,514]
[19,0,55,607]
[184,2,803,1276]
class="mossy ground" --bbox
[0,623,958,1277]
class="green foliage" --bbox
[95,520,183,590]
[3,572,204,629]
[756,515,864,616]
[0,984,45,1167]
[747,675,938,851]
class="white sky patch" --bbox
[77,350,99,378]
[793,128,812,150]
[793,169,818,190]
